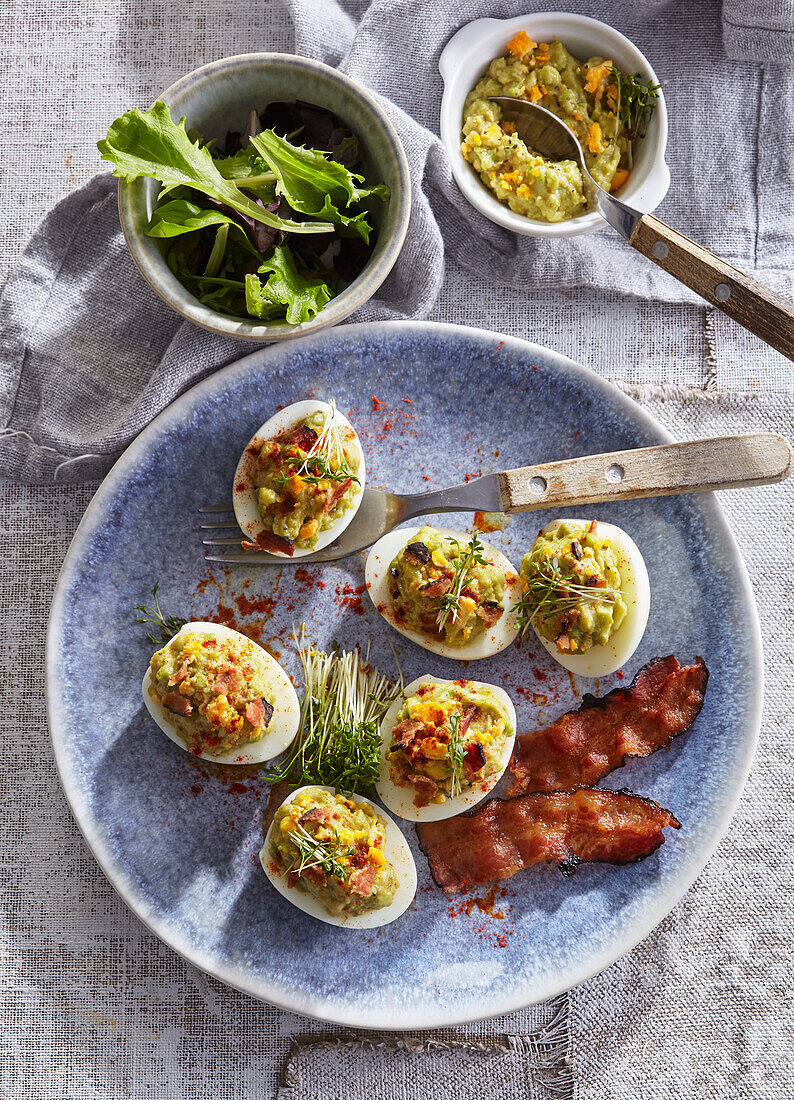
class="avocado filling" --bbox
[386,681,512,807]
[387,526,507,647]
[253,407,361,550]
[270,787,398,916]
[461,37,633,222]
[149,630,275,756]
[519,520,627,653]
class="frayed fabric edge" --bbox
[276,994,575,1100]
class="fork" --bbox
[200,433,791,564]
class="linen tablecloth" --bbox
[2,2,792,1097]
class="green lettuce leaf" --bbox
[213,149,278,201]
[98,103,332,235]
[146,199,259,256]
[246,244,332,324]
[249,130,389,240]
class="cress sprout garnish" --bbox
[608,69,661,168]
[264,627,400,795]
[436,533,488,633]
[446,713,466,799]
[284,823,355,883]
[134,582,187,644]
[273,400,360,487]
[515,554,621,638]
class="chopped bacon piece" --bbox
[419,576,452,599]
[245,697,274,729]
[463,741,487,776]
[350,842,369,868]
[418,611,443,637]
[403,541,431,566]
[287,425,318,451]
[408,774,438,807]
[288,864,327,888]
[323,478,353,513]
[508,656,709,796]
[242,530,295,556]
[475,600,504,626]
[298,805,332,827]
[391,718,424,747]
[457,704,478,739]
[349,861,377,896]
[417,789,680,892]
[168,656,191,687]
[161,691,192,717]
[213,668,241,696]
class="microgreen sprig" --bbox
[133,582,187,645]
[436,533,488,633]
[273,449,359,487]
[286,824,355,883]
[609,68,661,168]
[515,556,620,637]
[447,713,466,799]
[264,626,401,796]
[287,400,359,486]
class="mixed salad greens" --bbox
[99,100,390,324]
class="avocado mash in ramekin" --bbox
[439,13,669,237]
[461,37,631,223]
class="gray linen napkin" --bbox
[2,0,793,484]
[723,0,794,62]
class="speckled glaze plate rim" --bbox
[46,320,763,1029]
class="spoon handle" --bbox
[629,214,794,361]
[498,433,791,513]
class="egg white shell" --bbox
[376,674,517,822]
[531,519,650,678]
[365,526,520,660]
[141,621,300,765]
[232,400,365,559]
[259,785,417,928]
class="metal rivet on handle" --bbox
[651,240,669,259]
[605,464,625,483]
[529,476,547,495]
[714,283,731,302]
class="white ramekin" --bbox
[439,12,669,238]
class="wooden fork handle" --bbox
[498,433,792,513]
[630,214,794,362]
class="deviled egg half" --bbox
[261,785,417,928]
[142,621,300,764]
[376,675,516,822]
[519,518,650,678]
[365,524,520,660]
[233,399,365,558]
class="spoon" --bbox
[202,433,792,563]
[489,97,794,362]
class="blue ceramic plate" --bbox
[47,321,762,1028]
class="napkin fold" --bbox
[722,0,794,63]
[2,0,793,484]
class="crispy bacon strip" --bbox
[417,789,680,892]
[508,656,709,796]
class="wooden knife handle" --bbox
[498,433,792,513]
[630,213,794,362]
